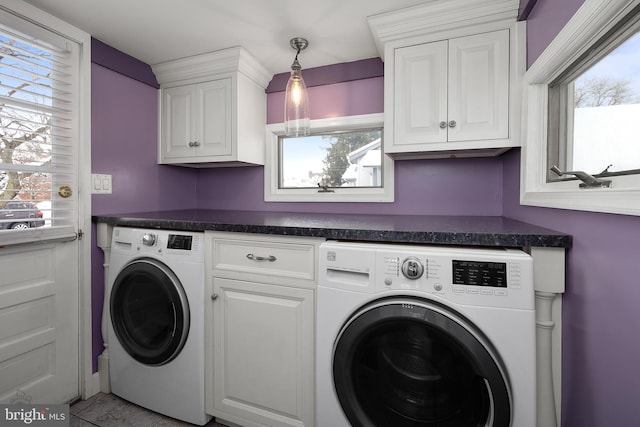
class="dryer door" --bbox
[110,258,190,366]
[333,298,510,427]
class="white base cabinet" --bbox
[205,232,322,427]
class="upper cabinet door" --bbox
[393,41,448,146]
[448,29,510,142]
[161,85,195,159]
[196,78,232,157]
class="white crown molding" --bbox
[152,46,272,88]
[367,0,519,58]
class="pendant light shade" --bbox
[284,37,310,136]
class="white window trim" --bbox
[265,113,394,202]
[521,0,640,216]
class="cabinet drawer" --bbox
[211,233,319,282]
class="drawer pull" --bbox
[246,253,277,262]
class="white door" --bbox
[0,242,79,405]
[0,1,90,405]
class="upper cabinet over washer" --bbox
[368,0,525,159]
[153,47,271,167]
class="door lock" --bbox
[58,185,72,198]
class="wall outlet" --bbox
[92,174,112,194]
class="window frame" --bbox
[521,0,640,216]
[264,113,395,202]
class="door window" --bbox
[0,8,79,240]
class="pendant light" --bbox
[284,37,310,136]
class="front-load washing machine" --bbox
[317,241,537,427]
[107,227,211,425]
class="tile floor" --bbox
[70,393,226,427]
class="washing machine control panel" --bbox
[376,250,532,309]
[111,227,204,261]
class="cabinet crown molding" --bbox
[367,0,519,58]
[152,46,272,88]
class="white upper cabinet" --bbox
[153,47,271,166]
[368,0,524,159]
[161,79,231,159]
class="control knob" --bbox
[401,257,424,280]
[142,233,157,246]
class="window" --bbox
[265,113,394,202]
[547,12,640,181]
[0,6,82,242]
[521,0,640,216]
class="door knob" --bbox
[58,185,72,198]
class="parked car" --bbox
[0,201,45,230]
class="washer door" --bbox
[333,298,510,427]
[110,258,190,366]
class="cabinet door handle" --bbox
[193,141,200,147]
[246,253,277,262]
[439,121,447,129]
[211,293,219,301]
[448,120,457,128]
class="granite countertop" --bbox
[93,209,571,248]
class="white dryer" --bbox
[107,227,211,425]
[317,241,536,427]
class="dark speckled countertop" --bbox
[93,209,571,248]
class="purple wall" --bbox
[503,150,640,427]
[198,77,504,215]
[525,0,585,66]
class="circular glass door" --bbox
[110,258,190,366]
[333,298,510,427]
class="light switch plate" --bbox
[91,174,112,194]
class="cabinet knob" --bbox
[448,120,457,128]
[211,293,219,301]
[439,121,447,129]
